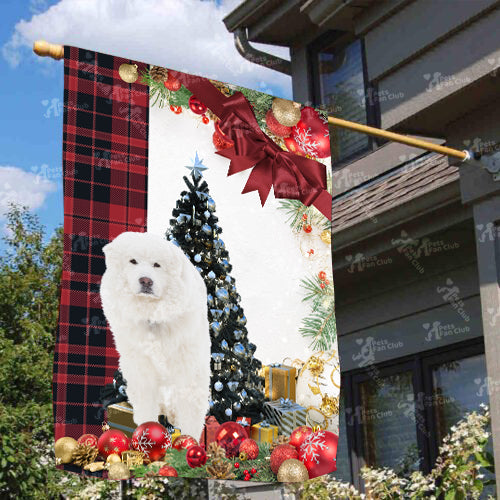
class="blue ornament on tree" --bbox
[207,294,214,305]
[202,224,212,235]
[214,381,223,392]
[185,233,192,242]
[227,381,238,392]
[221,340,229,350]
[233,330,243,340]
[208,271,216,279]
[194,254,202,263]
[215,288,229,301]
[204,210,211,219]
[233,402,241,411]
[233,343,245,356]
[210,321,221,336]
[225,408,233,417]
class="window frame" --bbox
[338,337,486,491]
[308,31,383,168]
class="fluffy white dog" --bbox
[100,231,210,440]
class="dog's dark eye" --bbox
[153,262,161,268]
[130,259,138,265]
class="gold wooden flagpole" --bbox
[32,39,471,162]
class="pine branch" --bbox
[278,199,330,232]
[299,302,336,351]
[140,68,192,109]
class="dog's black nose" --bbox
[139,276,153,288]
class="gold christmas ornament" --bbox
[272,98,301,127]
[149,65,168,83]
[72,443,99,467]
[320,394,339,418]
[277,458,309,482]
[106,453,122,466]
[306,356,325,378]
[320,229,331,245]
[149,460,167,468]
[108,462,131,480]
[123,450,145,468]
[84,461,105,472]
[55,437,78,464]
[238,451,248,461]
[206,459,236,480]
[119,63,139,84]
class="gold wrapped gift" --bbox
[107,402,136,437]
[250,420,278,444]
[263,364,296,400]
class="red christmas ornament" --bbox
[202,115,210,124]
[318,271,327,281]
[303,224,312,233]
[251,468,257,474]
[158,465,178,477]
[186,445,207,468]
[289,425,313,451]
[189,95,207,115]
[215,421,247,458]
[265,109,292,138]
[239,438,259,460]
[78,433,98,448]
[97,429,129,459]
[164,73,181,91]
[283,136,304,156]
[131,421,171,462]
[234,462,240,468]
[270,444,299,474]
[299,430,338,478]
[172,435,198,451]
[212,121,234,151]
[291,107,330,158]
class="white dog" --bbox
[100,231,210,440]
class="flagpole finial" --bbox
[33,40,64,60]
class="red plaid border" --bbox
[54,47,148,441]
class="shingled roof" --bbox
[331,154,460,233]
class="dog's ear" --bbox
[102,241,116,261]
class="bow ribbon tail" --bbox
[312,190,333,221]
[242,161,273,207]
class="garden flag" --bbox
[54,46,339,481]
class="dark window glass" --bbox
[317,39,370,162]
[359,371,420,474]
[332,395,351,482]
[431,354,488,443]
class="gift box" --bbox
[263,364,296,400]
[200,415,220,448]
[264,398,307,436]
[107,401,135,437]
[236,417,252,437]
[250,420,279,444]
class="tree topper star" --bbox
[185,152,208,180]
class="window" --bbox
[310,34,380,164]
[334,340,489,490]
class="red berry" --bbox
[202,115,209,124]
[243,470,249,475]
[325,279,330,285]
[234,462,240,468]
[251,468,257,474]
[170,105,182,114]
[302,213,308,220]
[303,224,312,233]
[318,271,327,281]
[320,283,326,289]
[244,476,250,481]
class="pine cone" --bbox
[206,459,236,480]
[207,442,226,460]
[209,79,232,97]
[150,66,168,83]
[72,443,99,467]
[270,435,290,452]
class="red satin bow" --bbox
[169,72,332,220]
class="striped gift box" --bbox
[263,398,307,436]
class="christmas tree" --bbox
[166,153,265,423]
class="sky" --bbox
[0,0,291,248]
